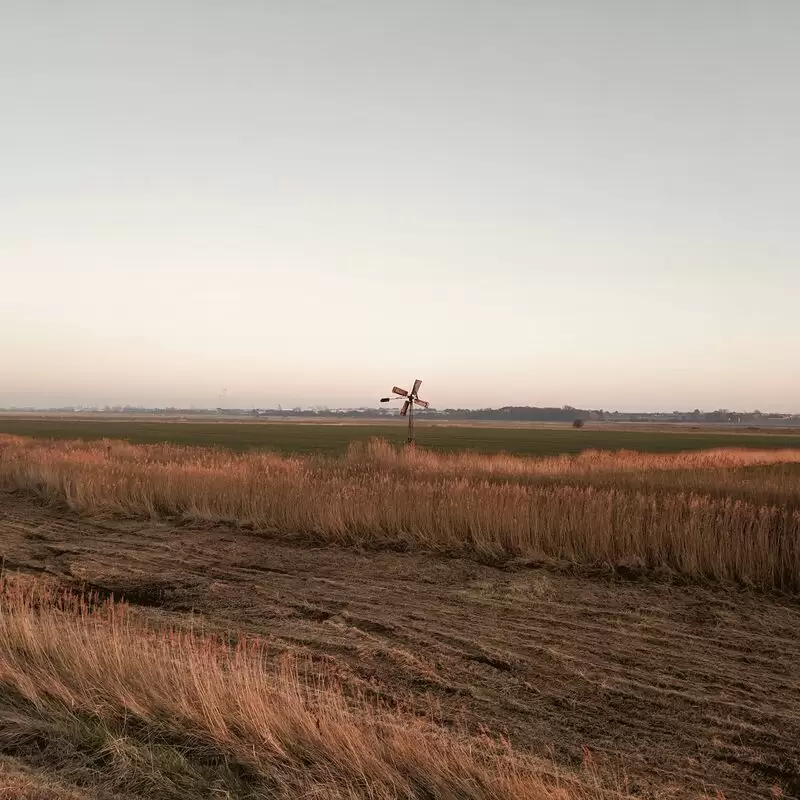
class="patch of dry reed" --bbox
[1,435,798,590]
[0,576,626,799]
[346,437,800,478]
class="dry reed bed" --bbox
[5,433,800,477]
[0,577,627,800]
[3,435,800,504]
[1,436,799,590]
[352,440,800,506]
[346,438,800,477]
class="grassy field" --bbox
[0,575,616,800]
[2,434,800,797]
[2,416,800,455]
[3,434,799,590]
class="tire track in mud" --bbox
[1,490,798,799]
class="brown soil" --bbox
[1,490,798,799]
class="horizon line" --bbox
[2,405,799,418]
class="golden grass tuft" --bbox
[1,435,799,590]
[0,576,628,800]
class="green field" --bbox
[2,417,800,456]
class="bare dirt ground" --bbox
[1,490,798,799]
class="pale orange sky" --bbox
[2,2,799,411]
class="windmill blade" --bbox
[392,386,409,397]
[380,397,391,403]
[411,379,422,397]
[399,399,410,416]
[413,398,429,409]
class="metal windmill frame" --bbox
[380,379,429,445]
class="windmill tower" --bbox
[380,379,429,445]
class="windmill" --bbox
[380,379,429,445]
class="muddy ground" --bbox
[1,490,798,799]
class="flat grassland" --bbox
[0,433,799,799]
[2,415,800,454]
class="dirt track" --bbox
[1,490,798,799]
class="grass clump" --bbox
[0,577,627,800]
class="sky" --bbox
[2,1,799,412]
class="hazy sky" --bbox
[2,2,799,411]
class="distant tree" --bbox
[572,418,584,429]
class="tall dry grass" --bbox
[346,437,800,477]
[349,439,800,505]
[0,576,628,800]
[1,435,799,590]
